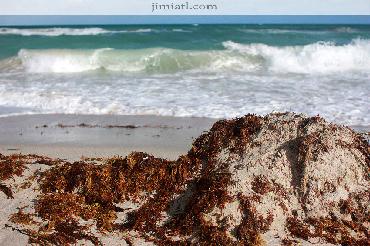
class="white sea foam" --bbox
[0,72,368,126]
[1,40,369,125]
[334,27,358,33]
[8,39,370,75]
[172,28,191,32]
[239,28,326,35]
[223,39,370,74]
[16,48,249,73]
[0,27,152,36]
[239,27,360,34]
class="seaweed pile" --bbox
[0,154,59,199]
[1,113,369,245]
[0,154,28,199]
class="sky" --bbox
[0,0,370,25]
[1,15,370,26]
[1,0,370,15]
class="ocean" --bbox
[0,24,369,126]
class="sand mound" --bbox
[194,113,369,245]
[0,113,369,245]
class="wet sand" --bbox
[0,114,368,161]
[0,114,217,161]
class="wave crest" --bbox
[2,39,370,74]
[0,27,152,36]
[223,39,370,74]
[15,48,260,73]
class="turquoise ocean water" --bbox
[0,24,369,126]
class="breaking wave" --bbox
[223,39,370,74]
[1,39,370,74]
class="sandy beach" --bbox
[0,112,369,245]
[0,114,216,161]
[0,22,369,246]
[0,114,217,245]
[1,114,368,161]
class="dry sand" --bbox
[0,113,369,245]
[0,115,216,245]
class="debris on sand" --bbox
[1,113,369,245]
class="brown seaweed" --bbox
[2,113,369,245]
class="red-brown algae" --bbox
[0,113,368,245]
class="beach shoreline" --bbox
[0,114,368,161]
[0,114,217,160]
[0,22,369,245]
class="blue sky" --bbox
[1,0,370,15]
[1,15,370,26]
[0,0,369,25]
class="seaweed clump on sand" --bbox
[163,114,263,244]
[0,154,29,198]
[2,113,369,245]
[0,154,64,198]
[13,151,198,245]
